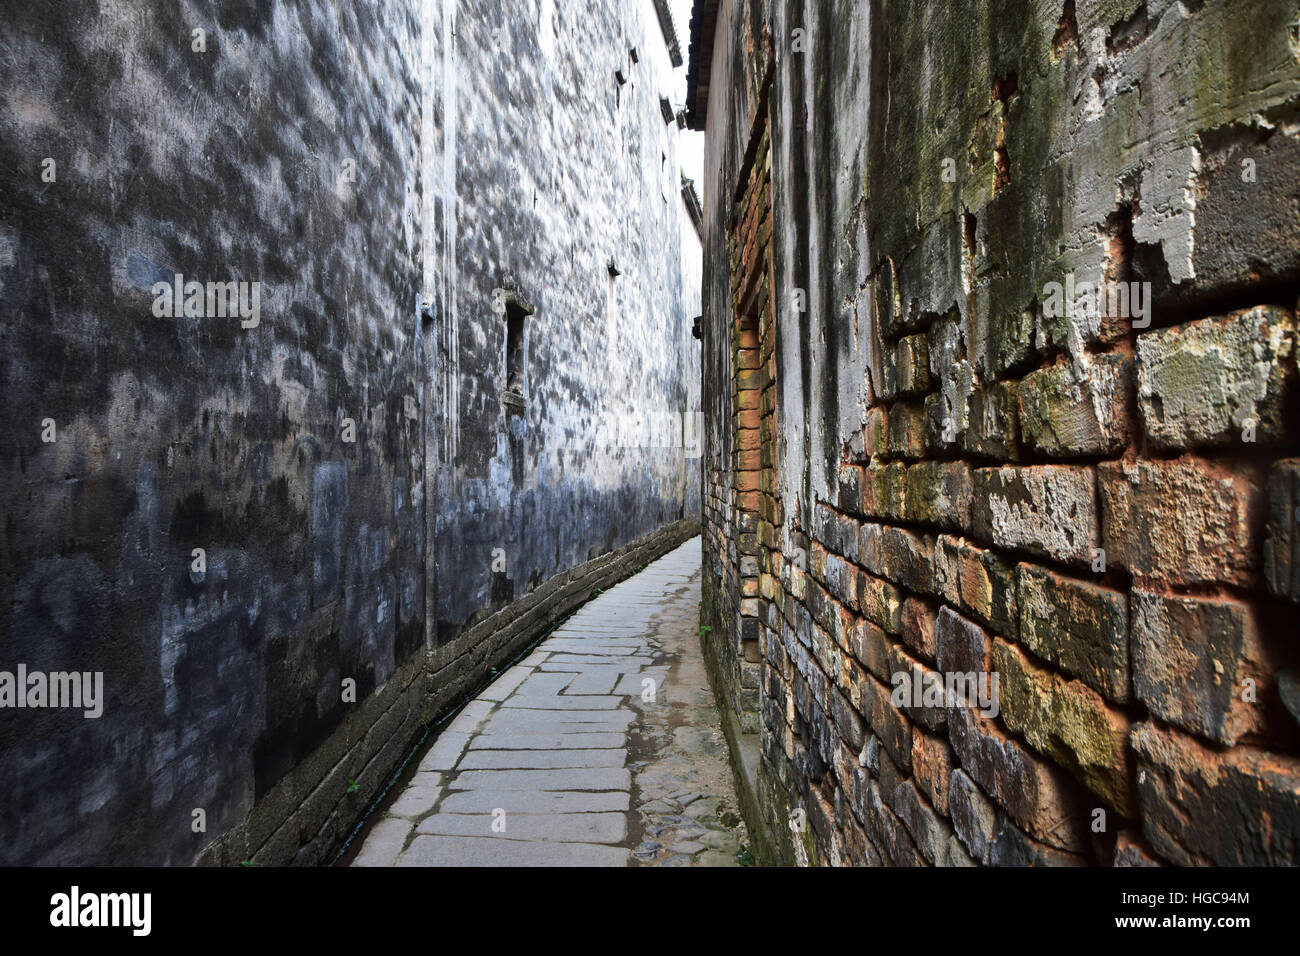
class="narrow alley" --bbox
[350,538,749,866]
[4,0,1300,901]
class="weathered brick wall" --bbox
[704,125,778,732]
[1,0,700,864]
[691,0,1300,865]
[698,0,778,763]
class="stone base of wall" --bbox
[701,576,785,866]
[198,517,701,866]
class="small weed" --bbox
[735,844,756,866]
[346,779,361,795]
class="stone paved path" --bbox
[350,536,749,867]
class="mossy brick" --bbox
[1137,306,1296,450]
[993,638,1135,815]
[973,298,1037,381]
[866,405,889,457]
[886,399,928,459]
[862,461,908,521]
[871,336,900,401]
[1018,353,1132,456]
[905,460,973,531]
[1017,563,1129,704]
[946,706,1090,853]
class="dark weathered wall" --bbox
[0,0,699,865]
[0,0,427,867]
[426,0,702,657]
[695,0,1300,865]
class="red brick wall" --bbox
[695,0,1300,866]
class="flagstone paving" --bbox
[350,536,749,867]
